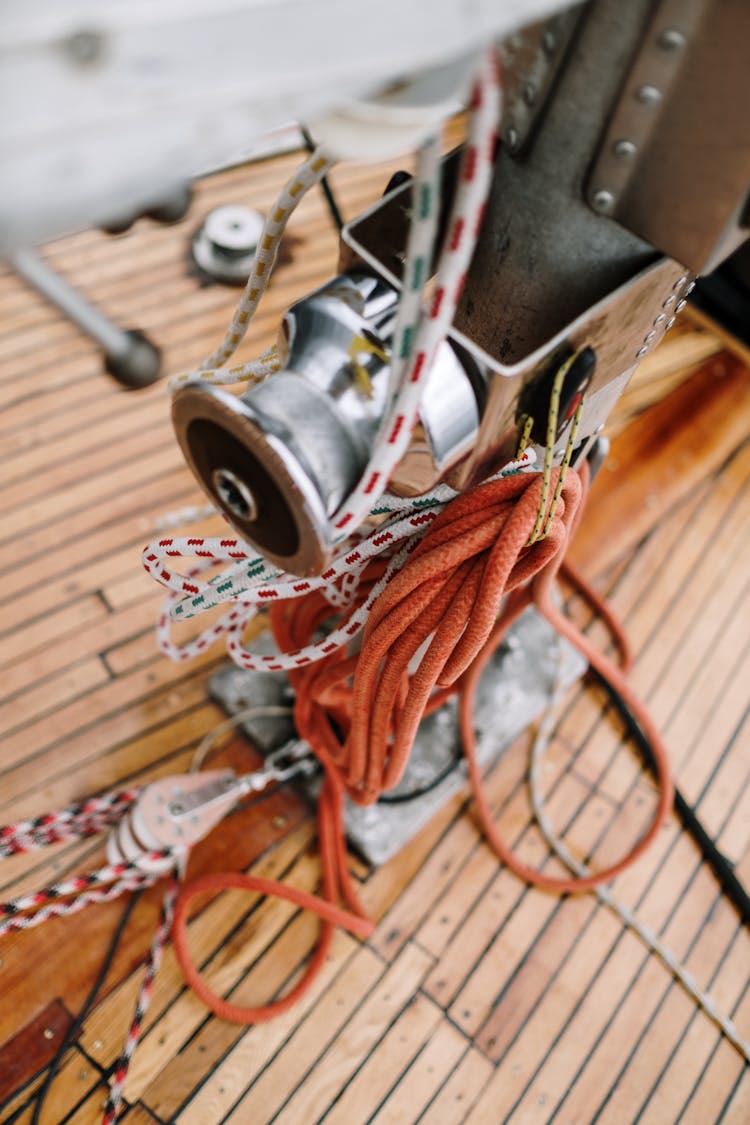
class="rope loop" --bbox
[172,870,373,1025]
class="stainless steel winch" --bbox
[173,269,484,575]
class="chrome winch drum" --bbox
[172,270,484,575]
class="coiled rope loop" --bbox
[279,470,578,806]
[173,463,675,1021]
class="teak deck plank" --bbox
[270,944,434,1125]
[367,1017,469,1125]
[316,992,446,1125]
[172,933,372,1125]
[3,1044,110,1125]
[1,137,748,1125]
[569,353,750,579]
[418,1046,496,1124]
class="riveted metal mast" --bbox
[174,0,749,577]
[345,0,749,490]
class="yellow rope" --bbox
[542,399,584,538]
[526,350,586,545]
[515,413,534,461]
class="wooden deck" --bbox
[0,141,749,1124]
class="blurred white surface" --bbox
[0,0,572,247]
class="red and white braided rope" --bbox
[147,458,532,672]
[0,870,152,936]
[0,788,180,1123]
[0,789,169,937]
[0,789,139,859]
[102,877,178,1125]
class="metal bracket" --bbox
[586,0,750,274]
[587,0,707,219]
[500,5,585,155]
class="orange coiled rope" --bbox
[173,463,673,1021]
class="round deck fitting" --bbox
[192,206,265,285]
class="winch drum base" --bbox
[209,607,586,865]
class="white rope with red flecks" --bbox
[145,50,504,676]
[328,57,500,543]
[145,457,533,672]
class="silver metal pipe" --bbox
[10,247,133,356]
